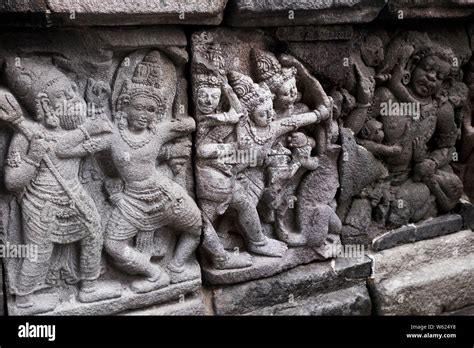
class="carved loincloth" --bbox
[22,169,98,245]
[108,177,200,240]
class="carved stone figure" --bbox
[102,51,202,291]
[1,58,120,314]
[340,33,465,236]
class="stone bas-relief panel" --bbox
[0,27,203,315]
[192,28,343,285]
[337,28,471,246]
[191,25,472,290]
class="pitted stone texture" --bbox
[201,240,338,286]
[369,230,474,315]
[372,214,463,251]
[227,0,386,27]
[7,279,202,316]
[120,293,207,315]
[385,0,474,19]
[0,0,227,26]
[212,256,371,315]
[245,282,371,315]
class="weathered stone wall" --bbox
[0,0,473,316]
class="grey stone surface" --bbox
[7,279,202,316]
[245,281,371,315]
[0,27,201,315]
[369,230,474,315]
[0,0,227,26]
[201,239,339,285]
[372,214,463,251]
[212,256,371,315]
[385,0,474,19]
[227,0,386,27]
[456,200,474,230]
[120,293,207,315]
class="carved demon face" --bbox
[252,98,275,127]
[123,95,160,132]
[196,87,221,115]
[42,78,87,130]
[410,55,451,98]
[361,35,384,68]
[274,77,298,111]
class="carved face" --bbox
[196,87,221,115]
[362,120,384,143]
[274,78,298,110]
[252,98,275,127]
[410,56,451,98]
[361,36,384,68]
[44,78,87,130]
[124,95,159,131]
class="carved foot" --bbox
[168,259,200,284]
[16,293,59,315]
[78,280,122,303]
[214,251,253,270]
[275,222,307,247]
[248,237,288,258]
[130,267,171,294]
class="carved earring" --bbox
[402,72,411,86]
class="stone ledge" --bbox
[369,230,474,315]
[384,0,474,19]
[0,0,227,26]
[244,282,371,315]
[226,0,386,27]
[6,279,202,316]
[211,256,371,315]
[372,214,464,252]
[119,293,207,315]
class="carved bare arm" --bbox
[4,133,44,192]
[273,103,329,139]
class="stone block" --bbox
[384,0,474,19]
[226,0,386,27]
[245,282,371,315]
[212,256,371,315]
[372,214,463,251]
[369,230,474,315]
[0,0,228,26]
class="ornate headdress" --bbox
[118,50,167,118]
[251,49,297,92]
[4,57,70,120]
[194,73,222,90]
[227,70,273,113]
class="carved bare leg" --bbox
[231,199,288,257]
[200,202,253,270]
[104,239,170,294]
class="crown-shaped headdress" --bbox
[228,70,273,112]
[118,50,166,116]
[251,49,297,92]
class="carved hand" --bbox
[413,137,428,162]
[85,117,114,136]
[287,132,308,148]
[27,135,51,163]
[172,118,196,133]
[414,159,437,178]
[86,78,111,108]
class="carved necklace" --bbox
[119,127,153,150]
[246,121,275,145]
